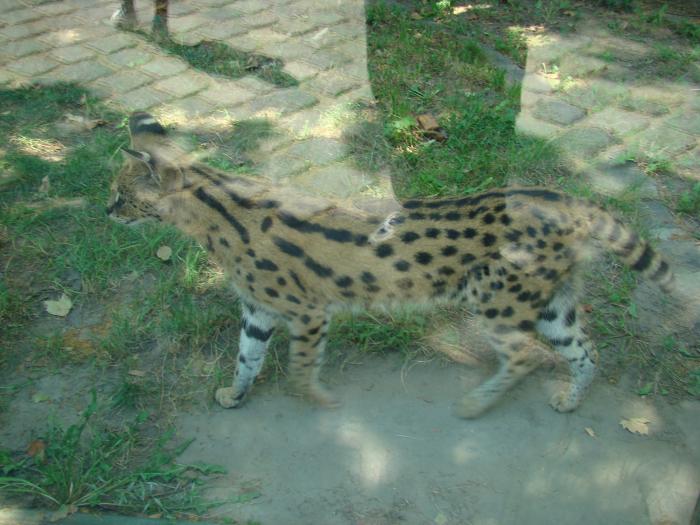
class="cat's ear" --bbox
[121,147,160,183]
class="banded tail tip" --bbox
[129,112,166,136]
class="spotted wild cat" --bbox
[107,112,674,418]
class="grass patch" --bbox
[131,30,297,87]
[0,393,224,517]
[366,1,563,198]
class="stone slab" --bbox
[295,162,372,198]
[154,73,209,98]
[532,98,586,126]
[85,33,137,54]
[199,83,257,106]
[632,126,697,157]
[50,44,96,64]
[515,113,562,139]
[585,107,650,136]
[50,60,112,83]
[140,56,189,77]
[586,162,658,199]
[106,48,153,68]
[5,54,59,75]
[95,69,153,94]
[285,137,348,165]
[556,127,614,157]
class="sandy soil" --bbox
[176,354,700,525]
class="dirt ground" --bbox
[173,354,699,525]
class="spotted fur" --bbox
[108,112,674,418]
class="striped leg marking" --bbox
[215,302,277,409]
[537,286,597,412]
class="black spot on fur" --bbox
[361,271,376,284]
[461,254,475,265]
[415,252,433,265]
[519,320,535,331]
[446,229,460,240]
[261,216,273,232]
[395,260,411,272]
[438,266,455,276]
[255,259,279,271]
[277,277,287,286]
[441,245,458,257]
[286,294,301,304]
[305,256,333,278]
[501,306,514,317]
[335,276,354,288]
[483,213,495,225]
[425,228,440,238]
[219,237,230,248]
[375,244,394,258]
[401,231,420,244]
[485,308,499,319]
[500,214,512,226]
[482,233,497,247]
[264,287,279,298]
[463,228,477,239]
[539,309,557,321]
[274,237,304,258]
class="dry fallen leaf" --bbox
[27,439,46,462]
[410,11,423,20]
[620,417,650,436]
[417,113,440,131]
[38,175,50,195]
[156,245,172,261]
[128,369,146,377]
[584,427,596,438]
[44,293,72,317]
[582,303,593,313]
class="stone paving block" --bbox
[106,47,152,68]
[278,106,326,137]
[258,40,318,61]
[229,0,267,13]
[675,148,700,181]
[627,85,686,107]
[585,107,650,136]
[5,54,59,76]
[333,38,367,61]
[40,25,114,47]
[51,60,112,83]
[258,152,311,180]
[200,83,257,106]
[285,137,348,165]
[305,49,351,71]
[665,113,700,136]
[556,127,614,157]
[559,55,608,78]
[282,61,320,82]
[304,72,358,97]
[532,98,586,126]
[224,35,260,53]
[239,11,279,29]
[35,2,79,16]
[275,15,320,36]
[140,56,189,77]
[0,7,42,24]
[0,70,18,85]
[515,113,561,140]
[196,22,248,40]
[245,27,288,47]
[619,96,669,117]
[0,19,51,39]
[302,26,347,50]
[586,162,658,199]
[1,38,50,60]
[295,162,372,199]
[199,5,243,20]
[154,73,210,98]
[95,69,153,93]
[328,22,364,40]
[196,0,236,6]
[50,44,96,64]
[248,87,318,116]
[113,85,176,110]
[637,200,681,241]
[315,10,348,26]
[521,73,554,94]
[235,76,274,94]
[632,126,697,157]
[169,13,210,33]
[74,5,115,24]
[86,33,137,54]
[170,96,215,117]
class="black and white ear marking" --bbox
[129,112,167,136]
